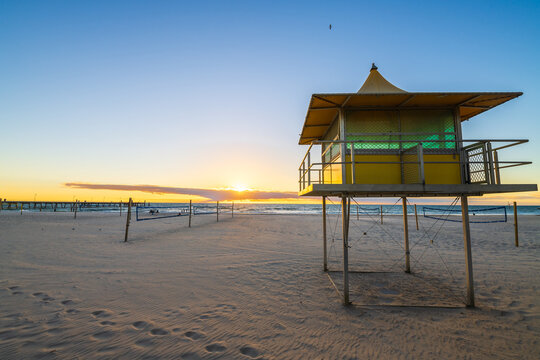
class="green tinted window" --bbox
[345,109,456,151]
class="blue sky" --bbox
[0,0,539,201]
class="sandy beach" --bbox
[0,211,538,359]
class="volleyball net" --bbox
[135,205,190,221]
[422,206,507,223]
[135,203,234,221]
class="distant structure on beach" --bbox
[297,63,536,307]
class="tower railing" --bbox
[298,139,531,192]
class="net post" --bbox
[124,197,132,242]
[402,197,411,273]
[341,195,350,305]
[189,200,192,228]
[513,202,519,247]
[322,196,328,272]
[231,202,234,218]
[216,201,219,222]
[20,202,23,215]
[74,200,77,219]
[120,201,122,216]
[380,205,383,224]
[414,204,419,230]
[356,204,359,220]
[461,196,475,307]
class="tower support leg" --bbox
[461,196,475,307]
[402,197,411,273]
[322,196,328,272]
[341,196,350,305]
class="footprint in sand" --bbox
[205,343,227,353]
[184,331,204,340]
[8,286,23,295]
[100,321,116,326]
[150,328,169,336]
[132,321,150,330]
[92,310,112,318]
[32,291,53,302]
[240,346,260,358]
[61,300,74,305]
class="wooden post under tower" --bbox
[322,196,328,272]
[402,197,411,273]
[341,196,350,305]
[461,196,475,307]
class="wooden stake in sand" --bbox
[380,205,383,224]
[189,200,192,228]
[402,197,411,273]
[232,202,234,218]
[216,201,219,222]
[124,197,132,242]
[120,201,122,216]
[20,203,23,215]
[322,196,328,272]
[513,201,519,247]
[74,201,78,219]
[414,204,419,230]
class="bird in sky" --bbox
[329,24,332,30]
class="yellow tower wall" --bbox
[330,154,462,185]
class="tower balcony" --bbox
[298,139,536,197]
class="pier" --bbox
[0,200,145,212]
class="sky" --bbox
[1,0,539,203]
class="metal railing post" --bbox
[307,151,311,186]
[482,142,490,184]
[302,162,306,189]
[418,143,425,185]
[493,150,501,184]
[350,142,355,184]
[486,142,495,185]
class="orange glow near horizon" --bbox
[1,178,539,205]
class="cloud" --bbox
[64,183,299,201]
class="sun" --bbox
[231,184,250,192]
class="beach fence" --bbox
[124,199,235,242]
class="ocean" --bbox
[10,202,538,216]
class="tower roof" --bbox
[298,65,522,144]
[357,63,406,93]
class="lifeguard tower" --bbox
[298,64,536,306]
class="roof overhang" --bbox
[299,92,522,145]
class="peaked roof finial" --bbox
[358,64,406,93]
